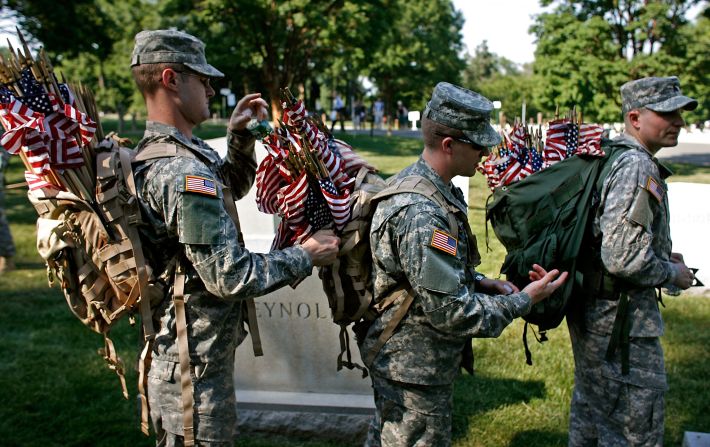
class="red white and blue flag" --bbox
[185,175,217,197]
[430,229,457,256]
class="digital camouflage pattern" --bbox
[0,146,15,258]
[567,133,673,446]
[422,82,502,147]
[361,157,531,445]
[134,121,313,442]
[620,76,698,115]
[365,376,452,447]
[131,29,224,78]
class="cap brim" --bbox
[184,62,224,79]
[462,123,501,147]
[646,95,698,112]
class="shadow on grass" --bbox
[508,429,567,446]
[452,374,546,442]
[664,158,710,168]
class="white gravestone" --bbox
[667,183,710,290]
[206,137,470,441]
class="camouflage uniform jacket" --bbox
[133,121,313,365]
[361,157,532,386]
[583,133,675,338]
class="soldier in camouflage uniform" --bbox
[360,82,568,447]
[565,77,697,446]
[130,30,340,446]
[0,145,15,274]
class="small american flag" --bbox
[544,119,571,165]
[24,171,56,191]
[58,84,76,107]
[256,154,286,214]
[49,137,84,169]
[431,229,457,256]
[319,177,351,231]
[576,124,605,157]
[18,68,52,114]
[521,149,544,179]
[0,99,42,130]
[185,175,217,196]
[305,179,332,231]
[64,103,97,146]
[565,123,579,157]
[0,87,14,104]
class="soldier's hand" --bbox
[301,229,340,266]
[228,93,269,132]
[671,262,694,290]
[522,264,568,304]
[479,278,519,295]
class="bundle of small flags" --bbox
[0,29,101,200]
[479,108,604,191]
[255,87,374,249]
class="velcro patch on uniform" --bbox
[645,176,663,203]
[185,175,217,197]
[430,229,457,256]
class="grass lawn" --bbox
[1,132,708,446]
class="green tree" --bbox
[461,41,540,124]
[1,0,116,59]
[366,0,465,118]
[157,0,387,119]
[532,0,704,122]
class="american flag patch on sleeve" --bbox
[185,175,217,197]
[430,229,457,256]
[645,176,663,203]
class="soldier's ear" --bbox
[626,109,642,130]
[161,68,181,92]
[441,137,454,155]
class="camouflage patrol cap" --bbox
[423,82,501,147]
[620,76,697,115]
[130,29,224,78]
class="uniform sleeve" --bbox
[393,203,531,338]
[219,129,257,199]
[599,155,674,287]
[143,156,312,300]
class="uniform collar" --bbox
[143,121,221,165]
[401,157,468,214]
[615,133,673,179]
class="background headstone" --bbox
[667,183,710,291]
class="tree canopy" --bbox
[532,0,706,122]
[2,0,706,126]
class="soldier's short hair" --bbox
[421,116,465,150]
[131,62,184,96]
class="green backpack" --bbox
[486,141,628,360]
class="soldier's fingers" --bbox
[236,93,262,111]
[547,271,568,290]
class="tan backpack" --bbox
[30,138,258,446]
[30,137,161,434]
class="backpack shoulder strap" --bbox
[133,142,197,162]
[373,175,460,238]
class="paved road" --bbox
[657,142,710,166]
